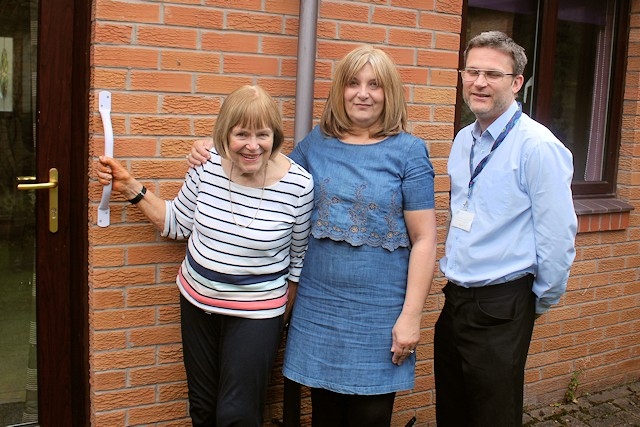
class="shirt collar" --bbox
[471,101,519,142]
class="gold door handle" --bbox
[17,168,59,233]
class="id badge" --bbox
[451,209,475,232]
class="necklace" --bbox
[228,161,268,228]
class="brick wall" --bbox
[88,0,639,426]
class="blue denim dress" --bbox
[283,127,434,394]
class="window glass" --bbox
[462,0,537,127]
[460,0,624,189]
[552,1,614,181]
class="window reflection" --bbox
[461,0,620,183]
[553,1,614,181]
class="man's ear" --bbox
[512,74,525,95]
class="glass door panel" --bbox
[0,0,38,425]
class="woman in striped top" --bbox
[96,85,314,427]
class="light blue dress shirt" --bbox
[440,101,578,314]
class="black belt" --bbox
[446,274,533,298]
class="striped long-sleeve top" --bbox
[162,150,314,319]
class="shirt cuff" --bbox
[535,300,551,315]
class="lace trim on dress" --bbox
[311,178,409,251]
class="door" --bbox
[0,0,89,425]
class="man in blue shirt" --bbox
[436,31,577,426]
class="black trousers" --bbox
[180,295,284,427]
[310,388,396,427]
[434,275,536,427]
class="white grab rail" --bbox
[97,91,113,227]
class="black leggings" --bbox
[310,388,396,427]
[180,295,284,427]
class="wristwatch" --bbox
[128,185,147,204]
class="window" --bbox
[457,0,630,198]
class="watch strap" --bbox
[129,185,147,204]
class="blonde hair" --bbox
[321,45,407,139]
[213,85,284,159]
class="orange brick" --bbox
[201,32,260,53]
[419,12,462,32]
[93,46,159,69]
[130,71,193,92]
[158,305,181,324]
[95,0,161,23]
[94,23,134,44]
[130,159,190,179]
[338,23,387,44]
[317,20,338,39]
[92,266,157,289]
[227,11,284,33]
[194,118,217,136]
[91,225,158,245]
[128,401,188,424]
[414,86,457,104]
[129,363,186,387]
[430,68,459,86]
[265,0,299,15]
[164,5,223,29]
[262,35,299,56]
[196,74,254,94]
[393,0,435,10]
[92,347,157,371]
[418,49,460,68]
[93,370,127,391]
[90,246,126,267]
[390,28,433,48]
[113,137,158,157]
[436,0,463,14]
[92,289,126,309]
[92,307,157,330]
[223,54,279,75]
[371,6,418,27]
[130,115,192,136]
[127,285,181,307]
[158,382,189,402]
[412,123,454,141]
[137,25,198,49]
[320,1,370,22]
[92,330,127,351]
[158,343,184,364]
[255,78,297,97]
[161,51,221,73]
[435,32,461,50]
[93,410,126,427]
[206,0,261,10]
[94,386,156,411]
[93,68,128,89]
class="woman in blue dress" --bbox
[188,45,437,426]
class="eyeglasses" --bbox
[459,69,515,83]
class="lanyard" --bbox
[466,103,522,203]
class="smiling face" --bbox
[462,47,524,130]
[343,63,385,132]
[227,125,274,179]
